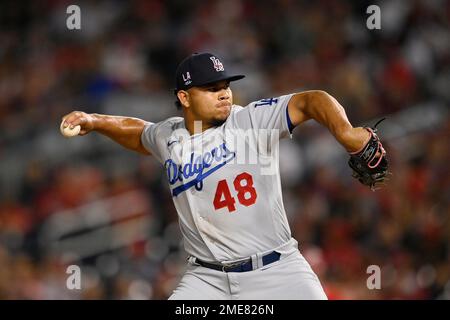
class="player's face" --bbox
[187,80,233,126]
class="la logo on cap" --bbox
[210,56,224,72]
[182,72,192,85]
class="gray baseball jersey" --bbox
[141,94,295,264]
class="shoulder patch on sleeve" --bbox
[254,97,279,108]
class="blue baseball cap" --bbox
[174,53,245,92]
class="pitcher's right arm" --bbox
[61,111,151,155]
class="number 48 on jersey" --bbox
[213,172,257,212]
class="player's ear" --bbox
[177,90,190,109]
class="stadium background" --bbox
[0,0,449,299]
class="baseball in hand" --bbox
[60,120,81,137]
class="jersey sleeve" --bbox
[140,121,165,164]
[231,93,295,139]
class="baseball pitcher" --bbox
[61,53,388,299]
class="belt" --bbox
[194,251,281,273]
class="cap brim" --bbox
[197,74,245,87]
[173,74,245,94]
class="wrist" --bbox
[343,127,371,153]
[91,113,102,131]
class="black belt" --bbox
[194,251,281,273]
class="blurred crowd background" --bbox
[0,0,449,299]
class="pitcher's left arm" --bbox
[287,90,389,189]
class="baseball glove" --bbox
[348,118,389,190]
